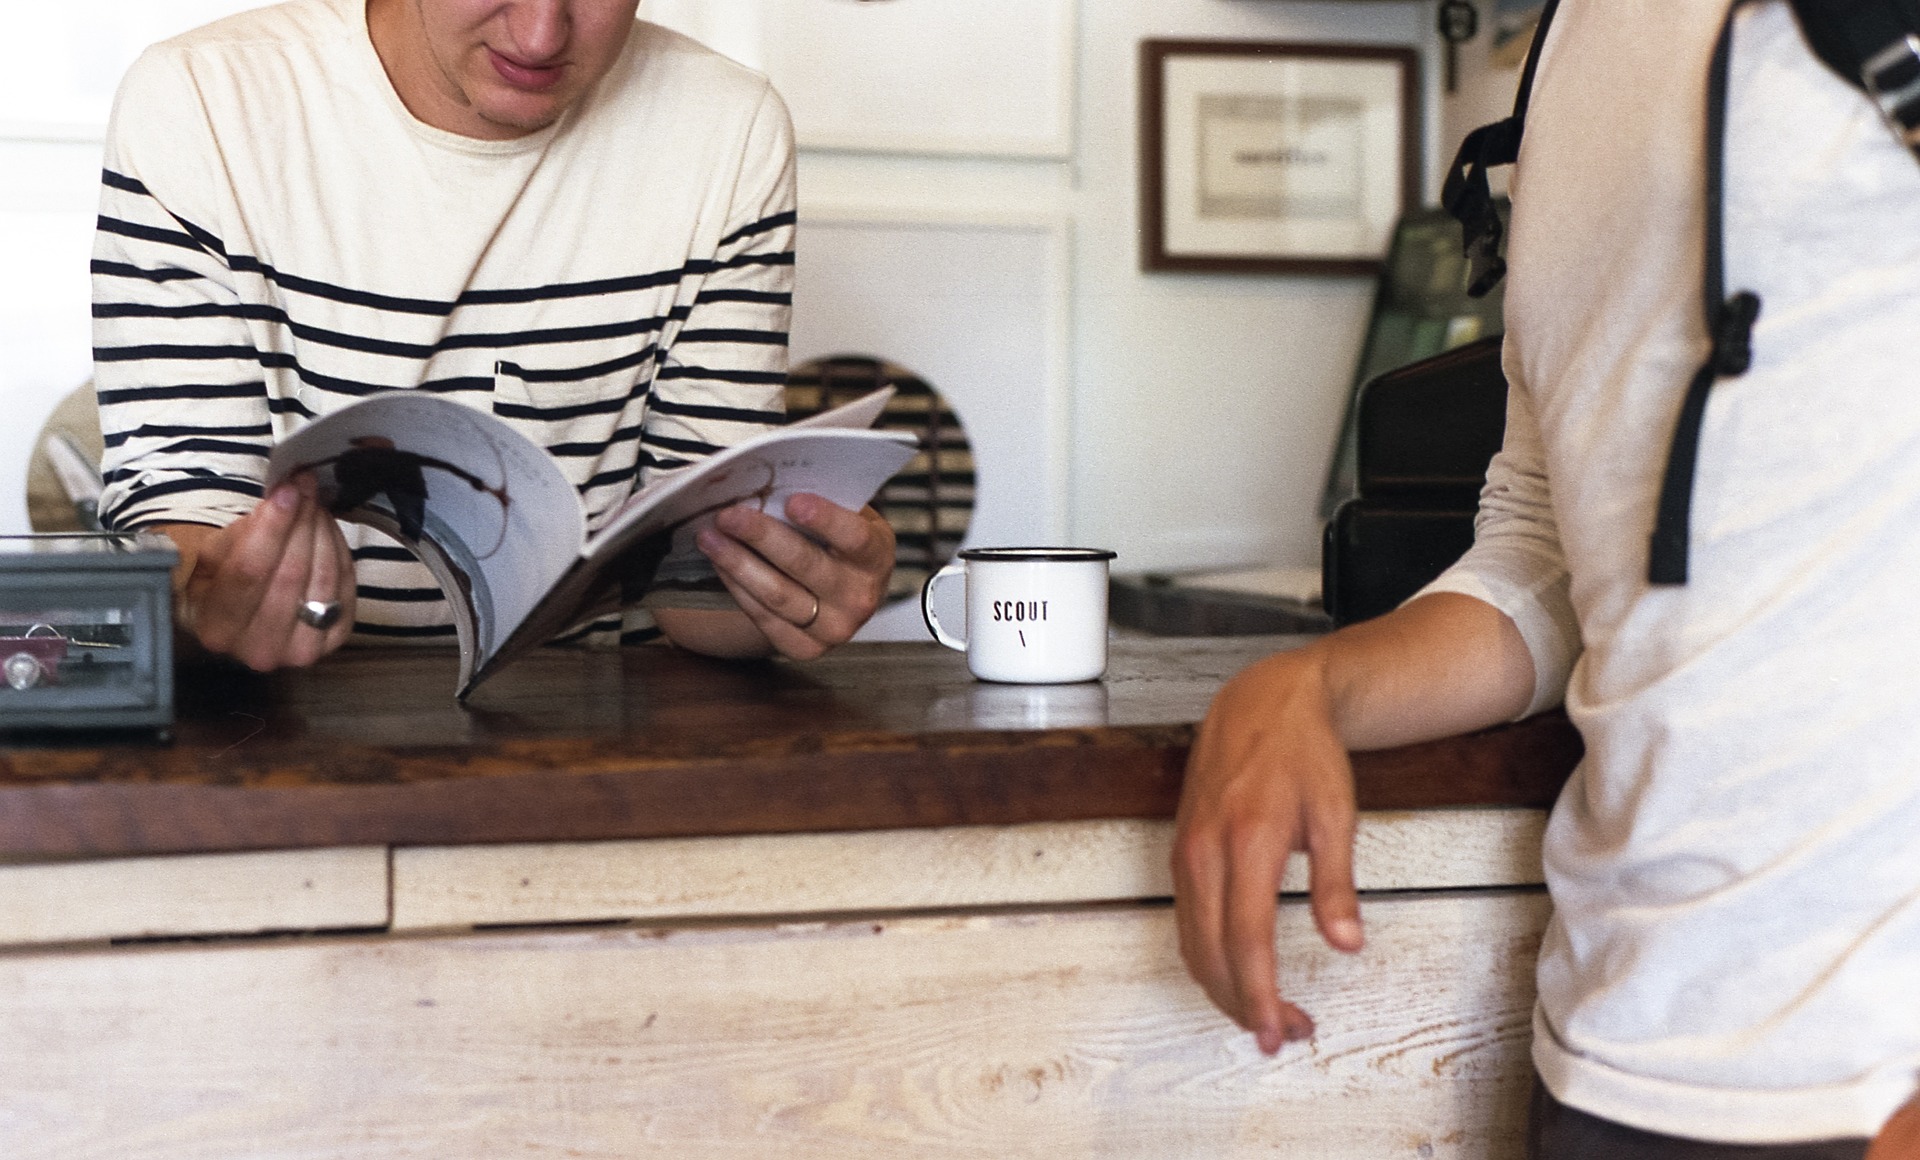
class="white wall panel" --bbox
[0,142,104,535]
[648,0,1077,158]
[0,3,267,534]
[0,2,269,141]
[1070,0,1429,574]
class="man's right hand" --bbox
[157,473,356,671]
[1174,645,1362,1054]
[1171,593,1538,1055]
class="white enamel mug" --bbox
[920,547,1118,683]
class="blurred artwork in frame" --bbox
[1139,39,1419,275]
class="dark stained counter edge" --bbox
[0,712,1582,858]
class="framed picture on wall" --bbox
[1139,39,1419,276]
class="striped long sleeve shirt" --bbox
[92,0,794,645]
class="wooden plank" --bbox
[0,639,1581,859]
[0,847,389,948]
[0,892,1548,1159]
[391,809,1547,931]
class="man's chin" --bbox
[471,92,573,138]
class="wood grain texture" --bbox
[0,847,389,948]
[0,638,1581,858]
[391,809,1547,931]
[0,892,1549,1159]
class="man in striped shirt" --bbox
[93,0,895,672]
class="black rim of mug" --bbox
[955,547,1117,563]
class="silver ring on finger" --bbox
[298,599,343,631]
[796,592,820,630]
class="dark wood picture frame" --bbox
[1139,39,1420,275]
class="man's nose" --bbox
[506,0,570,61]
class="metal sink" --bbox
[1109,572,1330,637]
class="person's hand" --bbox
[693,492,895,660]
[1172,644,1364,1054]
[161,473,356,671]
[1870,1092,1920,1160]
[1173,594,1534,1055]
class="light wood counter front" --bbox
[0,637,1581,1159]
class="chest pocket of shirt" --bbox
[491,357,649,427]
[491,358,649,500]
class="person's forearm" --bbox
[1313,591,1538,751]
[652,606,776,659]
[1173,588,1537,1050]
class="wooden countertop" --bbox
[0,636,1581,858]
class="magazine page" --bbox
[465,426,919,695]
[787,385,896,431]
[614,386,898,517]
[266,393,587,684]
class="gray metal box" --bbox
[0,533,177,735]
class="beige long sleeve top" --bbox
[1422,0,1920,1142]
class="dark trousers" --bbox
[1528,1078,1870,1160]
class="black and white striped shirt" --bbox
[93,0,794,645]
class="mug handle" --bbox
[920,561,967,652]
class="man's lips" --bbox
[488,48,566,92]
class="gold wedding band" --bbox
[298,599,343,631]
[797,593,820,630]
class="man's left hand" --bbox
[691,493,895,660]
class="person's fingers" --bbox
[709,499,894,634]
[1174,651,1355,1053]
[709,562,828,661]
[713,503,833,582]
[319,513,357,653]
[698,517,828,636]
[1222,821,1306,1052]
[715,499,884,591]
[1307,793,1364,955]
[1171,817,1237,1025]
[187,484,304,656]
[785,493,891,567]
[1174,710,1249,1023]
[282,503,345,666]
[235,490,321,670]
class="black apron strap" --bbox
[1440,0,1563,298]
[1647,2,1762,585]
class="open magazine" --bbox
[265,389,917,698]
